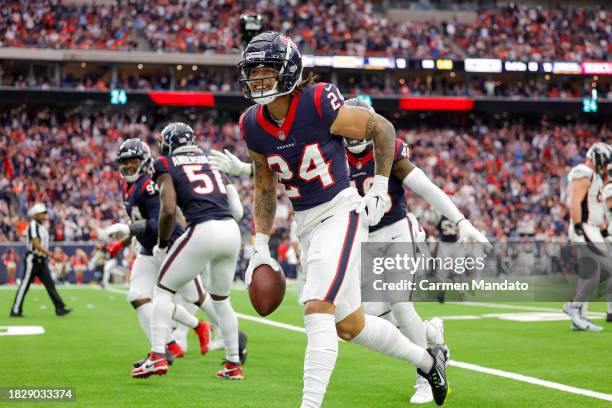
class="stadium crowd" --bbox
[4,70,609,100]
[1,1,608,61]
[1,108,608,246]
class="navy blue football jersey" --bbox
[122,174,183,255]
[241,83,351,211]
[152,151,232,227]
[347,138,410,232]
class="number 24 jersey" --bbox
[241,83,351,211]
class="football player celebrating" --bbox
[563,142,612,331]
[106,139,215,373]
[238,32,449,407]
[213,97,489,404]
[603,168,612,323]
[131,123,245,380]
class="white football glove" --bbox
[245,234,281,287]
[356,175,389,226]
[208,149,252,177]
[153,245,168,266]
[106,223,130,238]
[457,219,492,250]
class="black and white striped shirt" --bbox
[27,219,49,258]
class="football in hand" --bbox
[248,263,286,317]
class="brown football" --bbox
[248,263,286,317]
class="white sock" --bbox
[200,294,220,329]
[581,302,589,319]
[135,302,153,343]
[172,303,199,329]
[391,302,427,347]
[424,321,443,345]
[351,314,432,372]
[212,298,239,363]
[173,300,198,350]
[301,313,338,408]
[151,287,174,354]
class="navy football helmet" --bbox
[238,31,303,105]
[116,138,152,183]
[160,122,196,155]
[342,98,375,155]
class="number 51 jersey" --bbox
[241,83,351,211]
[152,151,232,228]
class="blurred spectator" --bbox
[2,247,19,284]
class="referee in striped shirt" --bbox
[9,203,72,318]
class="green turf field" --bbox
[1,285,610,408]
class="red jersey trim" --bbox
[255,91,302,141]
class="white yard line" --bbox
[235,312,612,403]
[450,360,612,402]
[3,285,609,401]
[449,301,606,317]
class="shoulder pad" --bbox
[568,164,593,181]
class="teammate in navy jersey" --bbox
[131,123,245,380]
[237,31,450,407]
[105,139,217,376]
[342,98,489,404]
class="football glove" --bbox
[153,244,168,265]
[356,175,389,226]
[245,234,280,287]
[457,219,492,250]
[208,149,252,177]
[106,223,131,238]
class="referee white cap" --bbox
[28,203,47,217]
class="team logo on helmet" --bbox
[160,122,196,155]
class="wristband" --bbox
[158,239,169,249]
[574,223,584,236]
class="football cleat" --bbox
[166,341,185,358]
[564,303,602,331]
[133,348,174,368]
[571,321,604,332]
[131,352,168,379]
[194,321,212,355]
[238,330,248,365]
[216,360,244,380]
[417,345,449,406]
[410,375,434,404]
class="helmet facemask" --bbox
[117,140,151,183]
[344,138,373,155]
[239,60,302,105]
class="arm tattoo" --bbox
[366,112,395,176]
[252,158,277,235]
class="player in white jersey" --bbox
[563,142,612,331]
[604,174,612,323]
